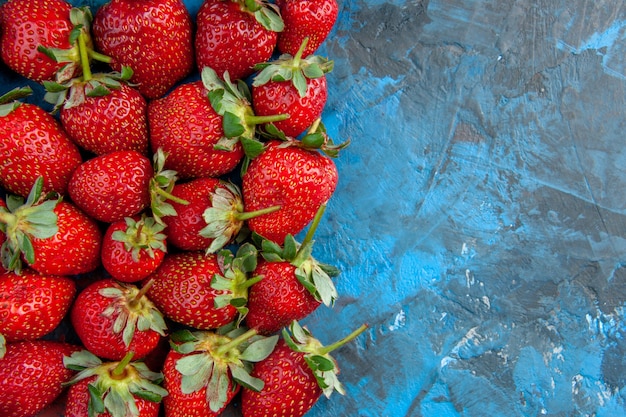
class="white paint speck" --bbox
[389,309,406,331]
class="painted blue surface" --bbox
[2,0,626,416]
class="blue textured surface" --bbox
[2,0,626,416]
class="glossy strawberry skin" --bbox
[92,0,194,99]
[240,338,321,417]
[163,177,222,251]
[0,340,81,417]
[276,0,339,57]
[0,269,76,342]
[60,83,149,156]
[70,278,162,361]
[148,81,244,179]
[0,0,78,83]
[65,376,162,417]
[162,350,239,417]
[101,217,167,283]
[195,0,278,81]
[29,201,102,276]
[146,251,237,330]
[68,150,153,223]
[0,102,83,198]
[246,259,320,335]
[252,75,328,137]
[242,141,338,244]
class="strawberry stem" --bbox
[78,33,92,82]
[300,203,327,250]
[245,114,290,125]
[293,37,310,67]
[318,324,368,355]
[111,351,135,378]
[216,328,258,356]
[152,185,189,205]
[239,274,264,290]
[134,278,155,303]
[87,49,113,64]
[234,205,281,221]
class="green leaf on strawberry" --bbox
[150,148,189,224]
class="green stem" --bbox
[216,328,258,356]
[319,324,368,355]
[245,114,290,125]
[239,274,264,290]
[78,33,92,82]
[88,49,113,64]
[152,185,189,205]
[293,37,310,67]
[300,203,327,250]
[234,205,281,221]
[112,351,135,378]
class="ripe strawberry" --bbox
[146,246,260,330]
[45,68,149,156]
[195,0,284,81]
[0,340,81,417]
[246,223,339,335]
[0,269,76,342]
[240,321,367,417]
[101,215,167,283]
[68,150,153,223]
[0,0,92,83]
[242,139,338,244]
[276,0,339,58]
[163,326,278,417]
[70,278,167,361]
[92,0,194,99]
[64,350,167,417]
[252,38,333,137]
[0,87,83,198]
[0,178,102,276]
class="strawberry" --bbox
[242,139,338,244]
[0,340,81,417]
[68,150,153,223]
[0,178,102,276]
[45,67,149,156]
[245,214,339,334]
[0,269,76,342]
[70,278,167,361]
[101,215,167,283]
[0,0,92,83]
[0,87,83,198]
[240,321,367,417]
[146,246,260,330]
[276,0,339,58]
[252,38,333,137]
[195,0,284,81]
[163,325,278,417]
[92,0,194,100]
[64,350,167,417]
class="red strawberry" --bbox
[64,350,167,417]
[276,0,339,58]
[45,68,149,156]
[0,340,81,417]
[195,0,284,81]
[0,0,92,83]
[242,139,338,244]
[163,326,278,417]
[101,215,167,283]
[70,278,167,361]
[252,38,333,137]
[0,269,76,342]
[92,0,194,99]
[146,247,260,330]
[0,87,83,198]
[68,150,153,223]
[246,223,339,335]
[240,321,367,417]
[0,178,102,276]
[148,81,244,179]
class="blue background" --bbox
[2,0,626,416]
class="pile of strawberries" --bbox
[0,1,367,417]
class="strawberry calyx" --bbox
[253,204,340,307]
[262,117,350,158]
[0,177,59,274]
[149,148,189,224]
[236,0,284,32]
[98,280,167,348]
[211,243,264,325]
[170,323,279,412]
[0,86,33,116]
[63,350,168,417]
[282,320,368,398]
[253,37,334,98]
[200,181,280,253]
[111,215,167,262]
[201,66,289,160]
